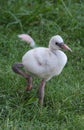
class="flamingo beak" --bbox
[61,44,72,52]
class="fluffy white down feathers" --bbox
[18,34,71,81]
[18,34,35,48]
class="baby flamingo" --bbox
[12,34,72,105]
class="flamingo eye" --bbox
[55,42,58,45]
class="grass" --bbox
[0,0,84,129]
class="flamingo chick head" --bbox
[49,35,72,52]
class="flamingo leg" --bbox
[39,79,46,105]
[12,63,32,91]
